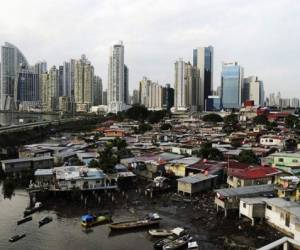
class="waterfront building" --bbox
[1,42,29,110]
[16,66,40,110]
[221,62,244,109]
[34,61,47,74]
[193,46,214,110]
[107,41,127,113]
[243,76,264,106]
[93,75,103,105]
[74,55,94,112]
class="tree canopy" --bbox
[253,115,268,125]
[202,113,223,123]
[197,142,224,161]
[285,114,299,129]
[160,123,172,130]
[238,150,258,164]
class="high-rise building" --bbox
[74,55,94,112]
[58,65,64,97]
[174,59,187,111]
[221,62,244,109]
[193,46,213,110]
[16,66,40,110]
[62,59,75,99]
[139,76,163,110]
[162,84,174,111]
[93,75,102,105]
[243,76,264,106]
[107,41,127,113]
[48,66,59,111]
[291,98,300,108]
[276,92,281,107]
[102,90,107,105]
[132,89,139,104]
[34,61,47,74]
[1,42,29,110]
[124,64,129,105]
[269,93,276,107]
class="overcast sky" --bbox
[0,0,299,97]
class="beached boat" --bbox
[153,235,179,250]
[9,233,26,242]
[149,229,173,237]
[17,216,32,225]
[109,213,160,231]
[162,234,191,250]
[39,216,53,227]
[81,214,112,228]
[24,202,42,217]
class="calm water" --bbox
[0,113,59,126]
[0,183,182,250]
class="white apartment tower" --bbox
[108,41,127,113]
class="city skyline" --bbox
[0,0,299,96]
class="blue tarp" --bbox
[81,214,94,222]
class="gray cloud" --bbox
[0,0,299,97]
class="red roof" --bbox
[228,166,280,179]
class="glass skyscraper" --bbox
[221,62,244,109]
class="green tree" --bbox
[253,115,268,125]
[202,113,223,123]
[88,159,100,168]
[160,123,172,130]
[125,105,148,122]
[135,123,153,134]
[98,145,119,173]
[285,114,299,128]
[69,157,85,166]
[224,113,239,126]
[238,150,258,164]
[112,137,127,150]
[197,142,224,161]
[147,110,166,124]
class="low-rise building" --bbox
[165,157,201,177]
[239,197,265,225]
[276,176,300,201]
[260,135,284,148]
[177,173,217,195]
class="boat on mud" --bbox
[162,234,192,250]
[109,213,160,231]
[81,213,112,228]
[17,216,32,225]
[39,216,53,227]
[24,202,42,217]
[149,229,173,237]
[9,234,26,242]
[153,235,179,250]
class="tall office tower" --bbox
[40,73,50,111]
[243,76,264,106]
[108,41,127,113]
[269,93,276,106]
[102,90,107,105]
[1,42,29,110]
[34,61,47,74]
[58,65,64,97]
[74,55,94,112]
[124,64,129,104]
[16,65,40,110]
[185,62,200,111]
[216,86,222,97]
[221,62,244,109]
[291,98,300,108]
[62,60,76,98]
[276,92,281,107]
[174,58,187,110]
[193,46,213,110]
[162,84,174,111]
[48,66,60,111]
[132,89,140,104]
[93,75,103,105]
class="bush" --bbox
[202,113,223,123]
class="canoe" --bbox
[154,235,179,250]
[162,234,191,250]
[9,234,26,242]
[109,219,159,230]
[17,216,32,225]
[39,216,53,227]
[149,229,173,237]
[81,214,112,228]
[24,202,42,217]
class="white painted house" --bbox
[260,135,284,148]
[264,198,300,241]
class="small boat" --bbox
[39,216,53,227]
[149,229,173,237]
[109,213,160,231]
[9,234,26,242]
[162,234,191,250]
[154,235,179,250]
[17,216,32,225]
[24,202,42,217]
[81,214,112,228]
